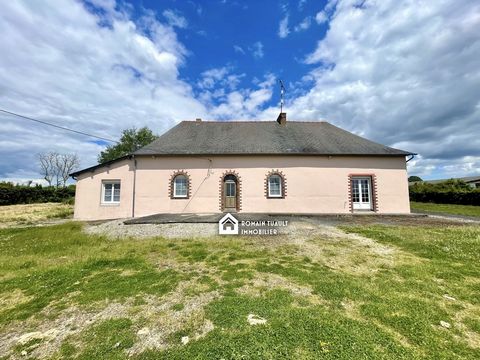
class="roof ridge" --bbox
[71,118,415,177]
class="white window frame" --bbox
[351,176,372,210]
[268,175,282,198]
[101,180,121,205]
[173,175,188,198]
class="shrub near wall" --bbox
[409,180,480,206]
[0,183,75,205]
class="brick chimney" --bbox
[276,112,287,126]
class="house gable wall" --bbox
[74,158,134,220]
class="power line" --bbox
[0,108,119,143]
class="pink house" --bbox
[71,113,414,220]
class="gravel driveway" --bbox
[85,220,218,239]
[84,212,472,239]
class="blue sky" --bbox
[109,0,330,110]
[170,0,328,99]
[0,0,479,183]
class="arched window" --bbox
[172,174,188,198]
[268,174,283,198]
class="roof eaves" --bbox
[70,154,131,178]
[131,151,416,156]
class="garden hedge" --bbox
[409,180,480,206]
[0,183,75,205]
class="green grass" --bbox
[0,223,180,325]
[0,222,479,359]
[77,318,136,360]
[0,203,74,228]
[411,201,480,217]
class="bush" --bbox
[409,180,480,206]
[0,182,75,205]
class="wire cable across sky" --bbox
[0,108,118,143]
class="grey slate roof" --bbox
[134,120,414,156]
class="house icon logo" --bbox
[219,213,239,235]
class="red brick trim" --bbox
[219,170,242,212]
[371,174,379,212]
[348,174,378,212]
[169,170,191,199]
[347,174,353,213]
[264,170,287,199]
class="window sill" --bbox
[101,202,120,206]
[172,197,189,200]
[267,196,284,199]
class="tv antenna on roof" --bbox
[279,79,286,113]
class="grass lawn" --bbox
[0,221,479,359]
[411,201,480,218]
[0,203,73,228]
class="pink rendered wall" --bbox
[74,159,134,220]
[73,155,410,220]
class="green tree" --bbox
[408,176,423,182]
[98,127,157,163]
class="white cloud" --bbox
[294,16,312,32]
[315,11,328,24]
[2,0,479,182]
[0,0,205,180]
[1,177,48,187]
[207,73,276,119]
[198,67,231,90]
[406,155,480,180]
[298,0,308,10]
[278,15,290,38]
[250,42,264,59]
[0,0,277,182]
[196,68,276,118]
[263,0,480,178]
[162,9,188,29]
[191,2,203,16]
[233,45,245,54]
[86,0,117,13]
